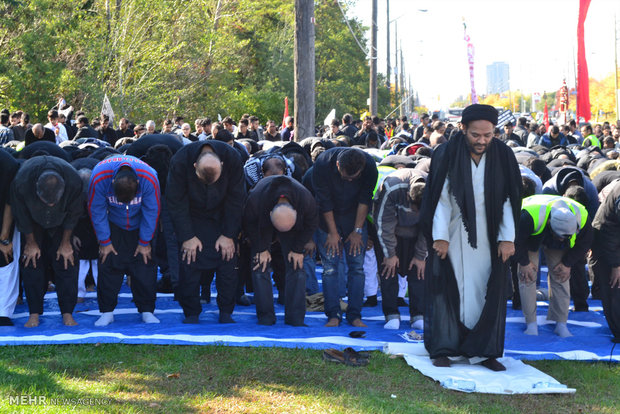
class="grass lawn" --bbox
[0,344,618,413]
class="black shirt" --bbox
[166,140,246,243]
[10,156,83,234]
[243,175,318,254]
[311,147,378,235]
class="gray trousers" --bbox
[518,248,570,324]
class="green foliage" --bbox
[0,0,389,126]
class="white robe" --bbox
[0,227,20,317]
[432,154,515,330]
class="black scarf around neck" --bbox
[447,133,478,248]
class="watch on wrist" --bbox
[354,227,363,235]
[0,239,10,246]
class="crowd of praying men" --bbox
[0,103,619,347]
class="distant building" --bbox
[486,62,510,95]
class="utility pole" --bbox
[369,0,378,116]
[294,0,315,141]
[386,0,391,94]
[615,14,619,122]
[394,21,399,109]
[400,45,405,117]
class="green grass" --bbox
[0,345,618,413]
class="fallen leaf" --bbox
[167,373,180,379]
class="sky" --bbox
[349,0,620,110]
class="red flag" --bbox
[543,101,550,130]
[576,0,591,122]
[282,96,289,130]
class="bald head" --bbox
[270,203,297,232]
[32,123,44,139]
[194,150,222,184]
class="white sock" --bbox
[524,322,538,335]
[411,318,424,331]
[95,312,114,327]
[142,312,160,324]
[384,319,400,330]
[554,322,572,337]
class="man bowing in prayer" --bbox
[420,104,522,371]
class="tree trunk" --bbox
[294,0,315,141]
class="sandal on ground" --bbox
[322,349,368,367]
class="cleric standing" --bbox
[420,104,522,371]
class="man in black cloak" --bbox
[419,104,522,371]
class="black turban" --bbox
[461,104,498,126]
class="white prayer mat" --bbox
[384,343,575,394]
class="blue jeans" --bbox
[316,227,367,323]
[304,233,319,295]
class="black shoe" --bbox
[236,295,252,306]
[573,305,589,312]
[156,274,174,294]
[0,317,13,326]
[258,318,276,326]
[481,358,506,372]
[397,297,408,307]
[219,313,236,324]
[363,295,377,307]
[182,315,199,324]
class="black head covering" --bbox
[461,104,498,126]
[215,129,234,142]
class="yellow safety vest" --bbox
[522,194,588,248]
[584,134,601,149]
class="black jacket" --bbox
[0,149,19,228]
[592,181,620,267]
[10,156,83,234]
[99,126,118,146]
[24,128,56,146]
[74,125,100,140]
[311,147,377,236]
[340,124,358,139]
[166,140,246,243]
[243,175,318,254]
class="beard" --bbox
[466,138,488,156]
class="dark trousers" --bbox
[376,235,425,319]
[97,224,157,313]
[177,257,237,317]
[590,258,620,340]
[21,225,78,315]
[252,243,306,326]
[570,257,590,311]
[159,199,180,288]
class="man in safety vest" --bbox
[581,124,601,149]
[513,195,593,337]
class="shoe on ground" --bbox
[481,358,506,372]
[219,313,235,324]
[236,294,252,306]
[432,356,451,368]
[363,295,377,307]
